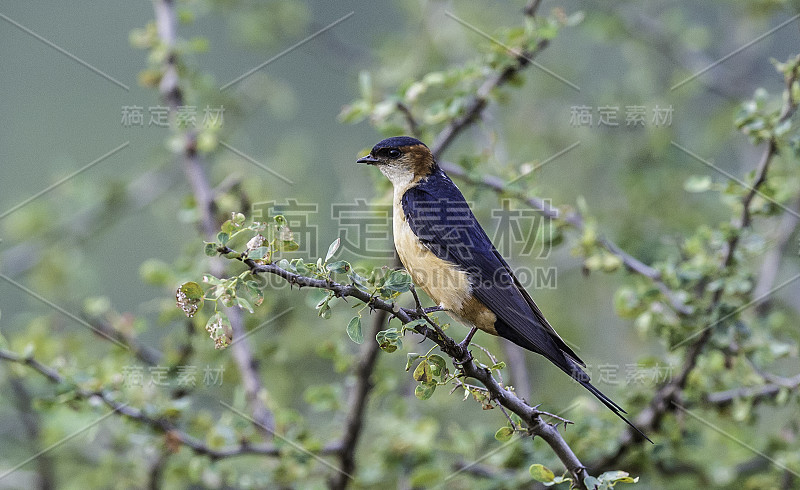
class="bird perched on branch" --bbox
[358,136,652,442]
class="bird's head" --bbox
[357,136,435,188]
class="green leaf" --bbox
[413,360,433,383]
[346,316,363,344]
[248,247,268,260]
[278,259,297,272]
[205,312,221,332]
[684,175,712,193]
[376,328,402,353]
[494,426,514,442]
[220,290,235,308]
[428,355,447,376]
[176,281,204,317]
[178,282,203,300]
[383,270,412,292]
[220,220,234,235]
[326,260,351,274]
[319,304,332,320]
[348,271,370,289]
[216,231,230,245]
[235,297,254,313]
[583,476,600,488]
[326,238,341,262]
[202,274,222,286]
[245,281,264,307]
[277,240,299,252]
[277,259,292,271]
[529,464,555,483]
[204,242,218,257]
[293,259,308,275]
[405,353,421,371]
[414,382,436,400]
[598,470,638,484]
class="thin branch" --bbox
[418,3,692,316]
[88,316,163,366]
[0,349,339,461]
[705,373,800,406]
[151,0,275,435]
[330,309,386,490]
[9,376,55,490]
[430,3,546,159]
[395,102,421,139]
[753,199,800,314]
[431,43,548,160]
[593,55,800,470]
[220,249,591,487]
[438,161,691,315]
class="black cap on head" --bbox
[371,136,426,152]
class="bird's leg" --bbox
[409,284,425,312]
[409,285,445,315]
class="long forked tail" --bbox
[567,361,654,444]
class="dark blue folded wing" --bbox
[401,171,584,367]
[401,172,660,442]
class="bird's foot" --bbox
[422,305,444,315]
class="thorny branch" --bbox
[329,309,385,490]
[151,0,276,435]
[437,161,692,315]
[0,349,341,461]
[430,0,547,159]
[330,3,558,487]
[593,55,800,469]
[704,373,800,407]
[220,248,593,487]
[417,0,690,316]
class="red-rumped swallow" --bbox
[358,136,651,442]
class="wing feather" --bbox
[401,170,654,443]
[401,171,582,367]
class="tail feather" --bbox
[494,319,654,443]
[568,361,654,444]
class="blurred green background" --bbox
[1,0,799,488]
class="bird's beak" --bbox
[357,154,379,165]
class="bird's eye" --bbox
[387,149,401,158]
